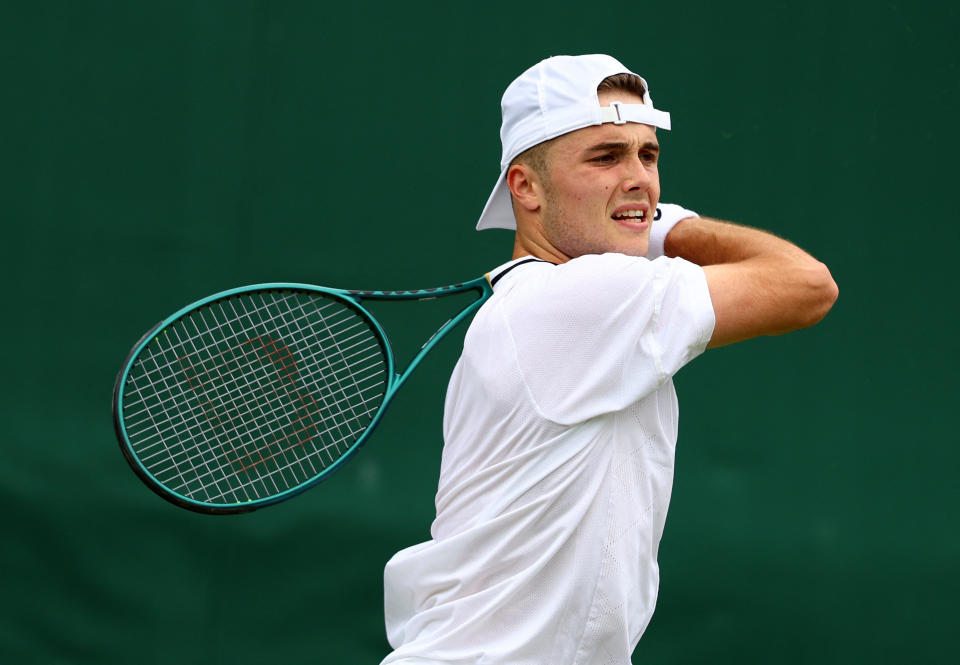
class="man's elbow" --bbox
[798,260,839,329]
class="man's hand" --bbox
[665,217,838,348]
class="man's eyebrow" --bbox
[583,140,660,153]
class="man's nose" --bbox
[621,156,651,192]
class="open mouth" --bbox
[612,209,647,224]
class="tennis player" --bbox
[380,54,838,664]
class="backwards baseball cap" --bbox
[476,54,672,231]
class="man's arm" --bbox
[664,217,839,348]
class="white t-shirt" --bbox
[382,243,715,664]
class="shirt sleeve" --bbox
[501,253,715,425]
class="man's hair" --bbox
[595,72,647,99]
[510,73,648,180]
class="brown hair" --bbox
[596,72,647,99]
[511,72,648,179]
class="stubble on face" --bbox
[538,176,616,260]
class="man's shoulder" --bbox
[555,252,662,288]
[489,254,663,328]
[493,252,689,301]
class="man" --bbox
[380,54,838,665]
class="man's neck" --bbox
[512,231,570,264]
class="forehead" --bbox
[551,118,659,155]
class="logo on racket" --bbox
[177,335,332,475]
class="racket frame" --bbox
[113,276,492,514]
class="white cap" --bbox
[476,54,672,231]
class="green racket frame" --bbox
[112,276,493,514]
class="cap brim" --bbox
[475,168,516,231]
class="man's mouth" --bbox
[611,209,646,222]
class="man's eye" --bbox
[592,154,616,163]
[640,152,658,164]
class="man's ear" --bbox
[506,163,543,212]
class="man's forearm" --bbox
[664,217,813,266]
[664,217,839,347]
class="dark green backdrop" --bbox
[2,1,957,663]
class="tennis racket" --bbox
[112,276,494,514]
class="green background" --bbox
[2,1,957,663]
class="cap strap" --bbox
[599,102,671,130]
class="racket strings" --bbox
[133,325,385,501]
[195,293,381,497]
[126,292,337,394]
[125,305,380,449]
[169,306,310,500]
[129,300,383,502]
[121,290,389,505]
[188,294,381,499]
[132,345,384,486]
[125,294,376,441]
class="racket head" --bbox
[113,284,394,514]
